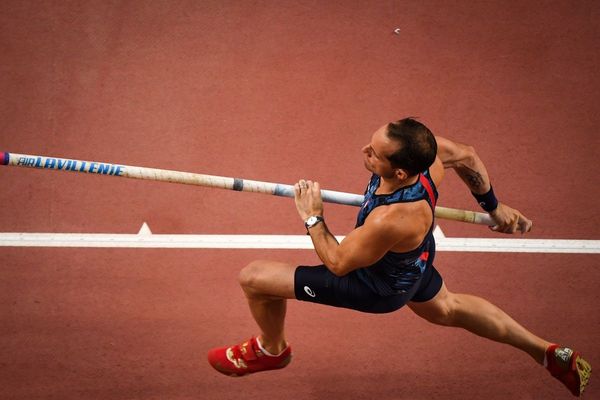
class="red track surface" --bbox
[1,2,598,399]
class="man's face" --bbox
[361,125,400,178]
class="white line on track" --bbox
[0,224,598,254]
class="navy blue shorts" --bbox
[294,264,443,314]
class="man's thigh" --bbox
[295,265,415,313]
[240,260,297,299]
[408,282,451,323]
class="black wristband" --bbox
[472,186,499,212]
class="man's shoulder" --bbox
[362,201,432,252]
[366,201,431,231]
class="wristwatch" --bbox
[304,215,324,230]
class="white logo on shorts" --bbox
[303,286,316,298]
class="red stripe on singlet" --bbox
[419,174,436,208]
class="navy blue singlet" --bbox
[354,170,438,296]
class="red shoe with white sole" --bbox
[208,337,292,377]
[546,344,592,397]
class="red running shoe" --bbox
[207,337,292,377]
[546,344,592,397]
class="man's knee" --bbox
[238,260,296,299]
[238,260,265,291]
[238,259,288,295]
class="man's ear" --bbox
[394,168,409,181]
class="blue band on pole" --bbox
[1,152,8,165]
[233,178,243,191]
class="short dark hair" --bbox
[385,117,437,177]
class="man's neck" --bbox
[377,174,419,195]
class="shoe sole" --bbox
[210,355,292,378]
[576,356,592,396]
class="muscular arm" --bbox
[435,136,533,234]
[435,136,491,195]
[294,180,416,276]
[307,209,413,276]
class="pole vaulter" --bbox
[1,151,493,226]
